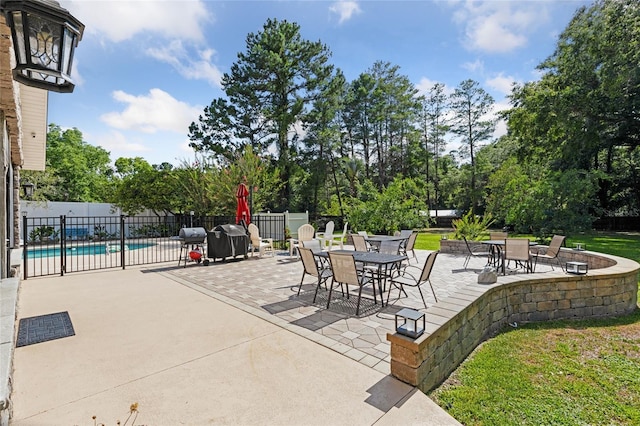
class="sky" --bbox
[49,0,593,167]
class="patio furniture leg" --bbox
[326,278,335,308]
[386,282,402,306]
[313,278,321,302]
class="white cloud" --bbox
[486,73,518,96]
[452,1,548,53]
[70,58,84,87]
[146,41,223,88]
[492,100,512,139]
[462,59,484,73]
[100,88,202,134]
[94,130,150,154]
[415,78,454,96]
[329,1,362,24]
[63,0,211,43]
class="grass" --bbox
[417,228,640,425]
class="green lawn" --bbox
[417,229,640,426]
[416,229,640,263]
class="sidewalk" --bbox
[8,265,460,425]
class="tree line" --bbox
[23,0,640,237]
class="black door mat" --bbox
[16,311,75,347]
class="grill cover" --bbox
[179,227,207,244]
[207,224,250,261]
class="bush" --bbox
[346,177,430,234]
[452,210,494,240]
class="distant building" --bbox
[427,210,460,228]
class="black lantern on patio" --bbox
[395,308,425,339]
[2,0,84,93]
[21,181,34,198]
[566,261,588,275]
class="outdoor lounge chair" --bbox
[490,231,508,240]
[504,238,533,274]
[248,223,274,257]
[298,247,333,297]
[462,236,492,269]
[532,234,566,272]
[316,221,348,251]
[388,250,439,309]
[327,252,377,316]
[302,239,322,251]
[400,231,419,263]
[379,239,402,255]
[330,222,348,250]
[316,221,335,250]
[351,234,368,252]
[290,223,315,257]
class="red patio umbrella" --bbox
[236,182,251,225]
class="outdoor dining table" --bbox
[481,239,537,274]
[313,249,407,307]
[365,235,408,252]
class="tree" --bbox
[449,80,496,214]
[419,82,449,210]
[486,160,597,237]
[189,18,334,211]
[36,124,114,202]
[302,71,347,216]
[113,164,181,216]
[505,0,640,216]
[114,157,153,178]
[340,62,420,190]
[345,177,429,235]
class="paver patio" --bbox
[163,248,555,374]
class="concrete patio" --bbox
[6,248,491,425]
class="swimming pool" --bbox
[27,242,156,259]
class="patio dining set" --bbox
[289,222,437,316]
[463,232,567,275]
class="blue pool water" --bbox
[27,242,156,259]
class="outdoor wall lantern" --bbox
[395,308,425,339]
[21,181,34,198]
[1,0,84,93]
[566,261,588,275]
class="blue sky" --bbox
[50,0,592,167]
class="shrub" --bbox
[452,210,494,240]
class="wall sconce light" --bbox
[395,308,425,339]
[21,181,34,198]
[2,0,85,93]
[566,261,588,275]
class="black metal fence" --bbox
[22,214,287,279]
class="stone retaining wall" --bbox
[387,240,639,393]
